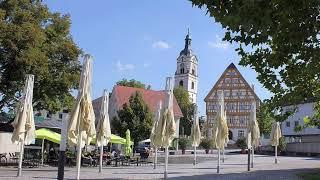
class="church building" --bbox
[204,63,260,142]
[174,30,198,104]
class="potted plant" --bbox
[200,138,212,154]
[236,138,247,154]
[178,138,190,155]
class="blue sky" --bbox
[44,0,272,115]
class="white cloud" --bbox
[208,35,229,50]
[143,63,150,68]
[152,40,170,49]
[115,61,135,72]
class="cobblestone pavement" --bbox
[0,153,319,180]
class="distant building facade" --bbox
[282,102,320,142]
[204,63,260,142]
[92,85,184,137]
[174,31,198,103]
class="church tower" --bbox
[174,30,198,103]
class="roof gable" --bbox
[204,63,260,101]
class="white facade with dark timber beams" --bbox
[174,30,198,104]
[204,63,260,142]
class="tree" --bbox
[111,91,153,145]
[0,0,81,113]
[173,87,195,136]
[116,79,151,89]
[190,0,320,122]
[257,102,274,135]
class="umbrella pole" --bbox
[222,149,225,163]
[251,146,254,168]
[193,146,196,165]
[110,143,112,153]
[217,148,220,173]
[154,147,157,169]
[41,138,44,166]
[164,147,169,180]
[17,135,25,177]
[275,145,278,164]
[76,133,82,180]
[99,138,104,173]
[247,148,251,171]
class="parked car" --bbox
[134,144,150,153]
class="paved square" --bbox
[0,153,319,180]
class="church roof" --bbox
[92,85,183,118]
[180,30,193,56]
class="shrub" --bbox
[199,138,212,150]
[236,138,247,150]
[178,138,190,150]
[278,137,286,152]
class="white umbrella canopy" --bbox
[191,105,201,147]
[11,74,35,176]
[96,89,112,173]
[67,54,96,179]
[212,91,229,150]
[11,74,36,145]
[270,121,281,146]
[96,89,111,147]
[68,54,96,147]
[150,101,162,148]
[270,121,281,164]
[248,101,260,147]
[154,77,176,148]
[191,105,201,165]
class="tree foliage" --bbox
[111,91,153,145]
[0,0,81,113]
[173,87,195,136]
[257,102,274,135]
[116,79,151,89]
[190,0,320,122]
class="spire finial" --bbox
[187,28,190,36]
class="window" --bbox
[180,64,185,74]
[191,82,195,89]
[35,112,42,117]
[294,121,299,127]
[179,80,183,87]
[238,130,245,138]
[59,113,63,119]
[286,121,290,127]
[192,69,195,75]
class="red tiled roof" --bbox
[93,85,183,118]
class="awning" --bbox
[35,128,132,145]
[36,128,60,144]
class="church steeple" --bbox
[175,29,198,104]
[180,28,193,56]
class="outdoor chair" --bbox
[0,153,7,166]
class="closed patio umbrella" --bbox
[270,121,281,164]
[191,105,201,165]
[153,77,176,179]
[125,129,132,157]
[212,91,228,173]
[150,100,162,169]
[67,54,96,180]
[247,101,260,168]
[11,74,35,177]
[96,89,111,173]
